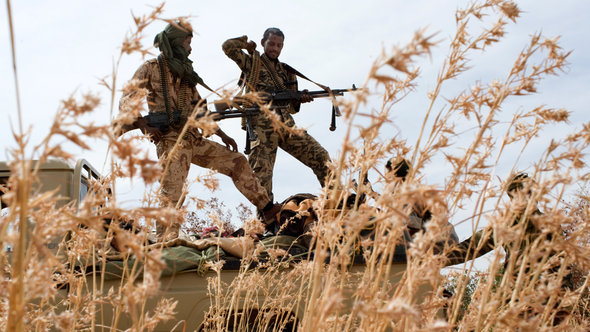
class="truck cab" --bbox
[0,159,101,255]
[0,159,101,208]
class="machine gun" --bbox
[201,85,357,153]
[262,85,358,131]
[208,105,289,142]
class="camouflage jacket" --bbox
[222,36,300,128]
[119,57,214,134]
[447,208,552,268]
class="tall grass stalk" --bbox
[1,0,589,331]
[5,0,29,330]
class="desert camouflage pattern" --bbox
[222,36,331,199]
[156,132,269,210]
[248,118,330,200]
[119,58,212,128]
[120,57,270,237]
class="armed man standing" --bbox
[117,22,280,240]
[222,28,332,202]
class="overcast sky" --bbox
[2,1,589,264]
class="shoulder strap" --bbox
[282,63,341,119]
[283,63,329,91]
[195,76,220,97]
[260,54,287,90]
[157,55,173,119]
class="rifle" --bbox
[265,86,356,103]
[143,105,261,135]
[263,85,357,131]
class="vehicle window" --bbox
[79,180,89,202]
[0,177,7,209]
[1,203,12,253]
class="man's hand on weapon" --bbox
[208,111,224,121]
[216,129,238,152]
[143,126,163,142]
[300,89,314,103]
[135,117,163,142]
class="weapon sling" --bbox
[260,54,341,131]
[282,63,341,130]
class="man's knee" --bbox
[227,152,250,180]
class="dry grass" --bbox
[1,0,589,331]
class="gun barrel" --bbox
[208,105,290,120]
[213,113,253,119]
[308,91,332,97]
[308,87,356,98]
[328,88,353,95]
[208,110,258,120]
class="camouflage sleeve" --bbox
[445,228,496,265]
[221,35,251,74]
[115,61,152,135]
[118,61,151,114]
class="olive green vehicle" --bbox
[0,159,435,331]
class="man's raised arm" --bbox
[222,35,253,72]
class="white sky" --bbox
[2,1,589,268]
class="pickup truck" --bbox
[0,159,436,331]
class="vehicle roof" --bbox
[0,159,74,174]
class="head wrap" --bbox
[507,172,531,193]
[153,22,204,87]
[386,156,411,180]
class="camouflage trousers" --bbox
[248,124,330,201]
[156,130,270,236]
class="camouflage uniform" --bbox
[447,209,547,266]
[446,174,555,271]
[447,206,576,287]
[119,58,270,232]
[222,36,331,200]
[450,207,578,323]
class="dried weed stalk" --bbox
[2,0,588,331]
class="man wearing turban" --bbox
[118,22,280,240]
